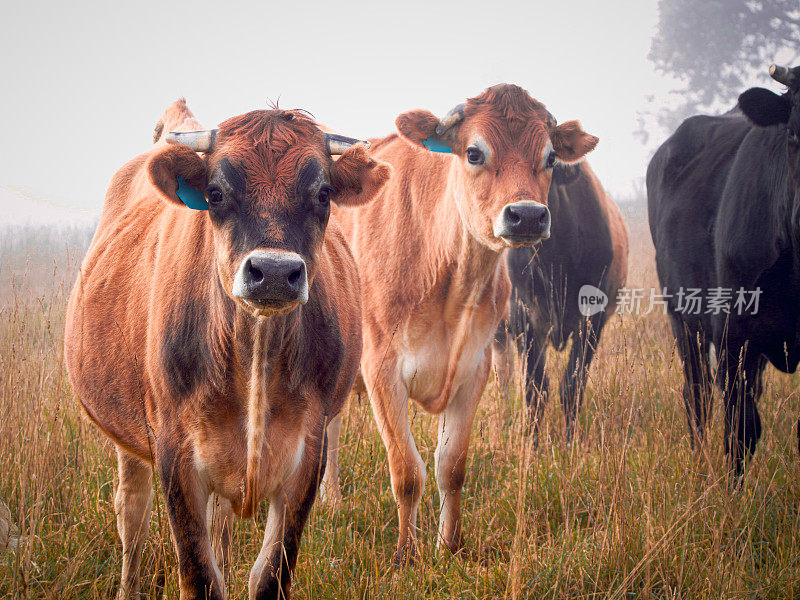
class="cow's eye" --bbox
[316,185,333,205]
[545,151,557,169]
[466,146,485,165]
[207,188,224,205]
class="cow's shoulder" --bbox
[159,278,235,400]
[655,112,750,199]
[715,124,790,288]
[550,163,613,262]
[141,207,235,402]
[647,113,751,290]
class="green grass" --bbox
[1,217,799,599]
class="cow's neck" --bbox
[231,304,294,517]
[426,169,504,306]
[415,170,505,410]
[231,306,288,383]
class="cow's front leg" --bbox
[721,351,766,478]
[249,427,323,600]
[560,311,605,442]
[368,375,426,565]
[320,413,344,509]
[434,350,489,554]
[206,494,234,582]
[115,447,153,600]
[158,443,224,600]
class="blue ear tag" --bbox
[176,177,208,210]
[423,136,453,153]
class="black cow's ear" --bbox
[738,87,791,127]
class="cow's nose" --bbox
[232,250,309,305]
[494,201,551,244]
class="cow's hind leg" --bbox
[560,311,605,443]
[319,413,344,510]
[115,448,153,600]
[671,318,714,447]
[206,494,234,582]
[158,443,224,600]
[435,350,489,554]
[250,424,324,600]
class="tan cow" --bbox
[323,84,598,562]
[64,99,390,599]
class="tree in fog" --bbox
[641,0,800,141]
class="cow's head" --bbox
[146,109,391,317]
[739,64,800,197]
[395,84,598,251]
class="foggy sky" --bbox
[0,0,786,216]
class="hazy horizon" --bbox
[0,0,789,221]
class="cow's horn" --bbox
[769,64,796,87]
[435,103,466,136]
[546,110,557,128]
[165,129,218,152]
[324,133,370,155]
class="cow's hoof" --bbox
[437,542,474,564]
[392,544,417,569]
[318,485,343,511]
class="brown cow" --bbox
[322,84,598,562]
[64,99,390,599]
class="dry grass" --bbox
[1,212,799,599]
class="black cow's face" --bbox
[739,65,800,200]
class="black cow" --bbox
[647,64,800,474]
[493,161,628,442]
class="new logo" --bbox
[578,285,608,317]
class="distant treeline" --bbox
[0,225,95,258]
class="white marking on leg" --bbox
[320,413,344,509]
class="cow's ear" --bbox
[146,144,207,206]
[550,120,599,164]
[739,87,791,127]
[330,143,393,206]
[395,110,445,148]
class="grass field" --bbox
[1,211,799,599]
